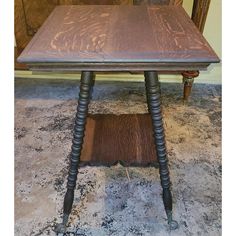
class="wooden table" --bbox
[18,5,219,233]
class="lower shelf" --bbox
[80,113,158,167]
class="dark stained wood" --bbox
[15,47,28,70]
[191,0,211,33]
[15,0,59,49]
[80,114,158,166]
[70,0,133,4]
[133,0,183,5]
[14,0,131,70]
[14,0,181,53]
[181,0,211,100]
[18,5,219,71]
[55,71,94,234]
[147,6,214,61]
[169,0,182,5]
[183,80,193,101]
[15,0,32,50]
[15,0,60,69]
[144,71,178,229]
[182,71,199,100]
[14,0,132,53]
[28,62,211,72]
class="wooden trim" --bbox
[191,0,211,33]
[15,47,28,70]
[170,0,183,6]
[133,0,183,5]
[27,62,211,72]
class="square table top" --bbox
[18,5,219,71]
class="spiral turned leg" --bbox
[55,71,94,234]
[145,80,151,113]
[144,71,178,230]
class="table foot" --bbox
[162,188,178,230]
[144,71,177,229]
[166,210,179,230]
[55,223,66,234]
[57,71,94,233]
[55,214,68,234]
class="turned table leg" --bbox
[182,71,199,101]
[55,71,94,234]
[145,79,151,113]
[144,71,178,230]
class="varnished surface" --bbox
[14,0,132,69]
[14,0,178,54]
[18,5,219,70]
[15,47,28,70]
[28,62,210,72]
[71,0,133,4]
[191,0,211,33]
[134,0,183,5]
[80,114,157,166]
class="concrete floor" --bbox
[15,78,221,236]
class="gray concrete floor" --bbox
[15,78,221,236]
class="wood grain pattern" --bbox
[169,0,182,5]
[15,0,32,49]
[14,0,132,53]
[18,5,219,71]
[80,114,158,166]
[15,0,59,48]
[133,0,182,5]
[191,0,211,33]
[70,0,133,4]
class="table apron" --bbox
[28,62,210,72]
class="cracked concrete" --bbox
[15,78,221,236]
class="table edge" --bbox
[26,61,216,72]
